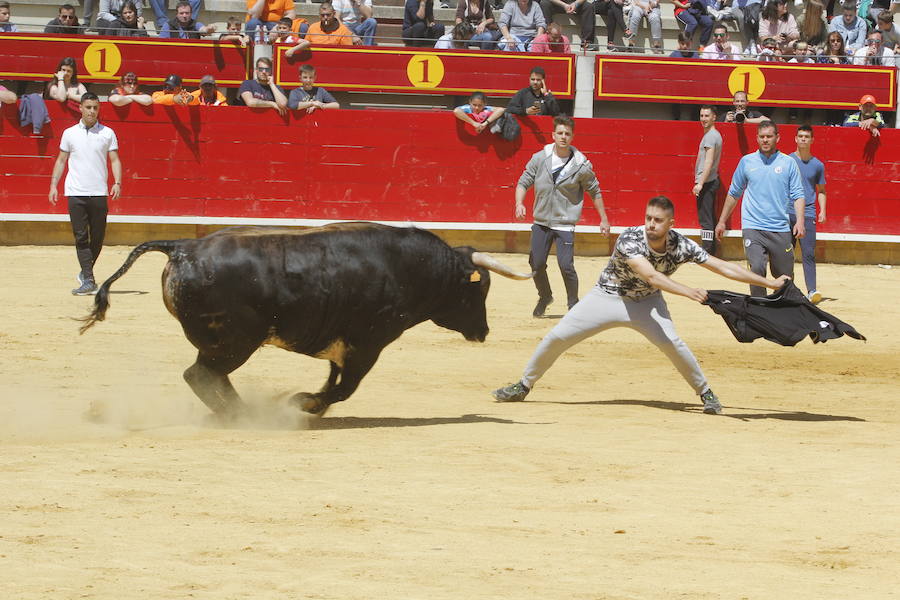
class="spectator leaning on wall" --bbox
[151,74,197,106]
[287,65,340,112]
[505,67,560,116]
[842,94,886,137]
[237,57,289,115]
[0,84,16,103]
[191,75,228,106]
[108,72,152,106]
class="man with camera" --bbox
[722,90,766,124]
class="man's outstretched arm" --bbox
[701,255,789,290]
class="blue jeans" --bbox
[347,18,377,45]
[148,0,200,30]
[789,214,817,293]
[471,29,501,49]
[676,8,713,46]
[500,34,533,51]
[246,18,279,41]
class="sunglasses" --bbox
[60,14,76,19]
[713,32,727,37]
[866,38,881,45]
[257,66,272,72]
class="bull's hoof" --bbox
[291,393,330,416]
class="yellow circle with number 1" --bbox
[727,66,766,102]
[83,41,122,78]
[406,54,445,89]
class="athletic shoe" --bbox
[492,381,530,402]
[808,290,822,304]
[700,389,723,415]
[72,280,98,296]
[76,272,85,286]
[533,295,553,317]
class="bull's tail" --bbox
[78,240,185,334]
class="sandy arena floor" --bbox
[1,244,898,599]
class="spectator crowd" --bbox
[0,0,896,129]
[0,0,898,58]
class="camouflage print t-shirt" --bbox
[597,226,709,299]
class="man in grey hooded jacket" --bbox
[515,115,610,317]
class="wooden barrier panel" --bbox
[1,103,899,236]
[273,45,576,98]
[596,56,897,110]
[0,33,252,87]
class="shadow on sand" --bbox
[533,399,866,422]
[305,413,531,430]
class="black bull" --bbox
[80,223,532,417]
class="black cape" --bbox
[703,281,866,346]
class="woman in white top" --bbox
[45,57,88,103]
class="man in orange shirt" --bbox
[305,1,361,45]
[151,74,198,106]
[246,0,296,42]
[190,75,228,106]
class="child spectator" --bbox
[269,16,301,43]
[109,72,152,106]
[287,65,339,112]
[45,57,88,104]
[453,91,506,134]
[220,16,251,45]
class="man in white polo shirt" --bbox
[49,92,122,296]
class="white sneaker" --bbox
[807,290,822,304]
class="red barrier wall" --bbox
[1,102,899,237]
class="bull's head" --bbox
[431,247,533,342]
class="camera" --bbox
[734,111,746,123]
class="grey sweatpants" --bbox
[742,229,794,297]
[521,286,708,395]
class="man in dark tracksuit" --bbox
[515,115,609,317]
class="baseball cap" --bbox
[859,94,877,105]
[199,74,216,87]
[164,74,182,88]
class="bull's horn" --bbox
[471,252,533,280]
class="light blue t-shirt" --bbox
[727,150,804,232]
[789,152,826,219]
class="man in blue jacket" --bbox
[715,120,805,296]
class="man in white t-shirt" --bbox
[331,0,377,45]
[49,92,122,296]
